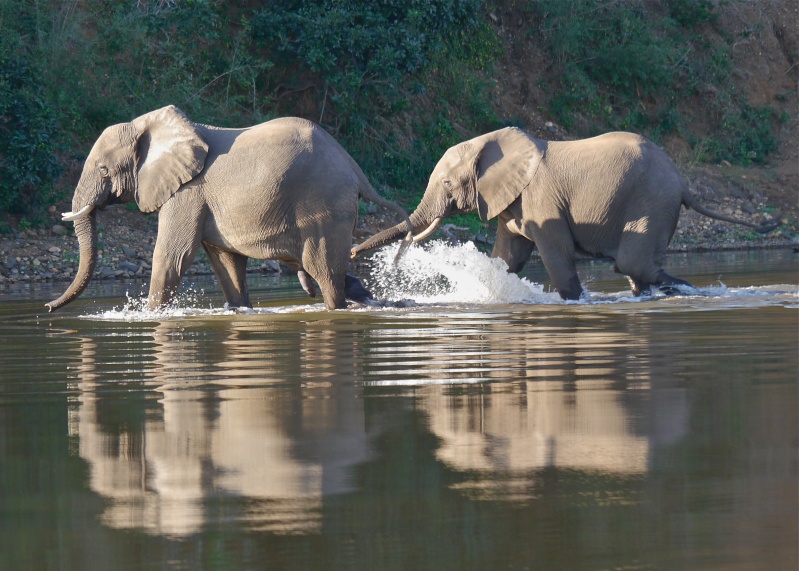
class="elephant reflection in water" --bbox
[410,312,689,499]
[69,319,373,536]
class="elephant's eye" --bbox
[442,179,453,190]
[98,165,109,178]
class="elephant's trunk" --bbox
[45,210,97,312]
[352,207,437,257]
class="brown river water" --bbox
[0,246,797,571]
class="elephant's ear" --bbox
[474,127,544,220]
[132,105,209,213]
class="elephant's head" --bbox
[351,127,543,257]
[46,105,209,312]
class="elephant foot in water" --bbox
[343,275,419,308]
[344,274,377,306]
[627,274,695,297]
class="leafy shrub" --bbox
[528,0,779,165]
[667,0,718,27]
[250,1,481,85]
[0,0,782,226]
[0,34,61,216]
[0,0,497,217]
[249,1,483,130]
[249,0,499,210]
[531,0,684,133]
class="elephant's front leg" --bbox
[148,194,206,309]
[202,243,251,308]
[491,218,535,274]
[529,218,583,300]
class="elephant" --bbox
[352,127,779,299]
[46,105,411,312]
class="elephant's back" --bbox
[243,118,363,178]
[547,131,684,254]
[202,117,362,223]
[201,118,364,187]
[553,132,648,164]
[229,117,320,166]
[547,133,649,203]
[549,131,677,192]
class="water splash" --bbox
[76,244,798,320]
[91,287,223,321]
[91,287,319,321]
[368,241,561,304]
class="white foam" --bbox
[88,288,323,321]
[74,244,798,320]
[369,241,561,304]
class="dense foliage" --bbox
[0,33,61,215]
[0,0,787,224]
[528,0,781,164]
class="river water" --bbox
[1,246,797,571]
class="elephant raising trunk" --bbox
[350,127,782,300]
[351,200,442,258]
[45,210,97,312]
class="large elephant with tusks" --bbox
[46,106,411,312]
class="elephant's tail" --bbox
[682,190,780,234]
[357,184,414,244]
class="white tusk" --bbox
[412,217,443,242]
[61,204,94,222]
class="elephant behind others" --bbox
[46,106,412,312]
[352,128,779,299]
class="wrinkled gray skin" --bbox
[47,106,411,312]
[352,128,778,299]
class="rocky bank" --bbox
[1,158,796,288]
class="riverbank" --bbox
[2,159,797,286]
[0,207,794,288]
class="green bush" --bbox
[248,0,499,210]
[0,0,497,217]
[0,33,61,216]
[667,0,718,27]
[528,0,779,165]
[531,1,684,132]
[249,1,482,89]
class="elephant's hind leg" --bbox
[655,271,694,295]
[203,243,251,308]
[315,274,347,310]
[297,270,317,298]
[344,274,374,303]
[615,234,693,296]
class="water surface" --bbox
[1,248,797,571]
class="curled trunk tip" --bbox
[45,211,98,312]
